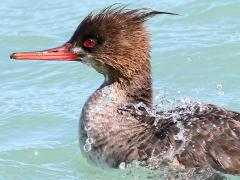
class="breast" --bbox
[80,104,147,167]
[79,85,143,167]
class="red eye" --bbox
[83,39,96,48]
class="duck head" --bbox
[11,6,176,82]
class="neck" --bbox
[123,71,153,107]
[103,69,153,107]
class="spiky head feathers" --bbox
[69,5,176,79]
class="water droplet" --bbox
[34,151,38,156]
[119,162,126,170]
[83,143,92,152]
[216,84,224,95]
[154,119,159,126]
[174,130,185,141]
[134,161,140,168]
[86,138,94,144]
[84,125,92,132]
[121,173,127,178]
[172,113,181,122]
[134,102,147,110]
[187,56,193,62]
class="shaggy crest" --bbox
[69,5,177,81]
[82,4,177,26]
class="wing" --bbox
[118,103,240,175]
[173,104,240,175]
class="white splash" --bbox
[216,83,224,95]
[83,143,92,152]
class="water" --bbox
[0,0,240,179]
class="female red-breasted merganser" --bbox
[11,6,240,177]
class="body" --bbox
[80,74,240,175]
[80,76,154,167]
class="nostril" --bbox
[52,50,58,53]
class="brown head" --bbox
[11,5,176,105]
[68,6,176,80]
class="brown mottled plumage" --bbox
[11,5,240,178]
[75,6,240,176]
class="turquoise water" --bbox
[1,0,240,179]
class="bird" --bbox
[11,5,240,178]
